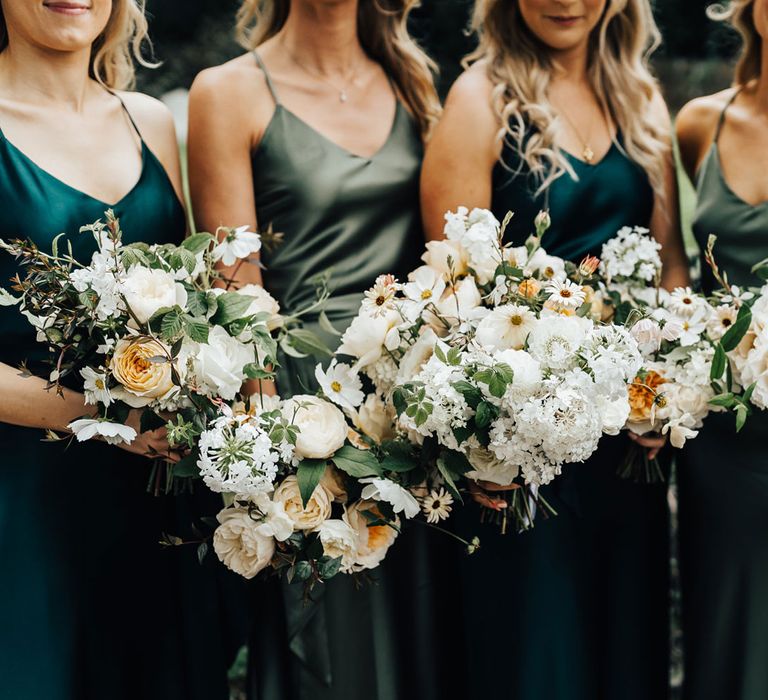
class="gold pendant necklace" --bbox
[559,110,596,163]
[285,46,358,104]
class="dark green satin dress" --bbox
[0,100,243,700]
[678,91,768,700]
[451,135,670,700]
[246,53,467,700]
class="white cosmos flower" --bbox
[475,304,537,351]
[403,265,446,310]
[213,225,262,267]
[315,360,364,411]
[81,366,113,407]
[525,248,566,281]
[662,415,699,449]
[359,477,420,519]
[0,288,19,306]
[69,418,137,445]
[675,311,709,347]
[545,278,586,310]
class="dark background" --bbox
[138,0,740,109]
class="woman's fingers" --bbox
[468,481,508,510]
[628,431,668,460]
[478,480,521,492]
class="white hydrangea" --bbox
[599,226,661,285]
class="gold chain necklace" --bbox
[558,109,598,164]
[284,47,361,104]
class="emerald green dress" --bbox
[0,99,243,699]
[246,53,466,700]
[678,90,768,700]
[452,134,670,699]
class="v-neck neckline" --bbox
[1,133,148,208]
[275,101,402,162]
[710,143,768,210]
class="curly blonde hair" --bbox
[467,0,668,196]
[235,0,440,138]
[0,0,153,90]
[708,1,761,85]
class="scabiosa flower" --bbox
[545,278,587,310]
[315,360,365,411]
[421,488,454,524]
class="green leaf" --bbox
[318,310,342,337]
[140,409,165,433]
[709,392,736,408]
[213,292,253,326]
[721,305,752,352]
[380,454,416,473]
[475,401,496,428]
[452,425,473,446]
[280,334,309,359]
[710,343,727,381]
[243,363,274,380]
[182,232,215,254]
[488,373,507,398]
[735,404,748,432]
[285,328,333,358]
[296,459,327,508]
[197,542,209,565]
[171,247,198,274]
[160,309,184,341]
[292,561,313,582]
[743,381,757,405]
[186,291,209,317]
[452,380,483,409]
[442,449,472,475]
[172,453,200,478]
[434,344,447,364]
[436,456,463,504]
[447,347,463,366]
[317,556,342,580]
[183,316,210,344]
[332,444,382,478]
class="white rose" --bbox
[317,519,359,572]
[273,475,333,530]
[343,500,399,572]
[466,447,520,486]
[194,326,255,400]
[421,239,469,277]
[283,395,347,459]
[336,308,400,369]
[238,284,283,331]
[433,277,482,325]
[630,318,662,351]
[396,327,438,384]
[354,394,395,444]
[120,267,188,324]
[213,507,275,579]
[596,394,631,436]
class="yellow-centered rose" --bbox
[110,337,176,407]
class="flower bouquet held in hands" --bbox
[0,210,329,493]
[334,208,644,533]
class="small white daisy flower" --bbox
[315,360,365,411]
[545,278,586,310]
[421,488,454,524]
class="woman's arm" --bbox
[420,65,500,241]
[648,92,690,291]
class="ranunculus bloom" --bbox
[317,519,358,572]
[120,267,188,324]
[238,284,283,330]
[213,507,275,579]
[628,371,666,423]
[282,395,347,459]
[110,337,176,408]
[273,475,332,530]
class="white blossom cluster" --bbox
[599,226,662,286]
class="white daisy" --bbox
[212,225,262,267]
[315,360,365,411]
[81,366,113,407]
[362,274,400,317]
[545,278,587,310]
[706,305,738,340]
[474,304,537,351]
[403,266,446,310]
[668,287,701,318]
[421,488,454,524]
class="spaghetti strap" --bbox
[253,51,281,106]
[714,87,743,143]
[104,89,144,143]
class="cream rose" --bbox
[273,475,333,530]
[421,239,469,277]
[395,327,438,385]
[466,447,520,486]
[317,519,359,572]
[120,267,188,324]
[320,466,348,503]
[110,337,176,408]
[194,326,255,400]
[336,308,400,369]
[354,394,396,444]
[343,500,399,572]
[213,507,276,579]
[282,395,347,459]
[238,284,283,331]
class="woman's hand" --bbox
[117,409,182,463]
[468,479,521,511]
[628,431,667,460]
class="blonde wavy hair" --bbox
[236,0,440,137]
[708,1,761,85]
[0,0,153,90]
[467,0,668,196]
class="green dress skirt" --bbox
[246,52,468,700]
[451,131,670,699]
[678,90,768,700]
[0,102,244,699]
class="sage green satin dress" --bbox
[0,98,243,699]
[678,91,768,700]
[246,53,466,700]
[451,133,670,700]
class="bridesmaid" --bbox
[676,2,768,698]
[421,0,689,698]
[188,1,465,699]
[0,1,238,698]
